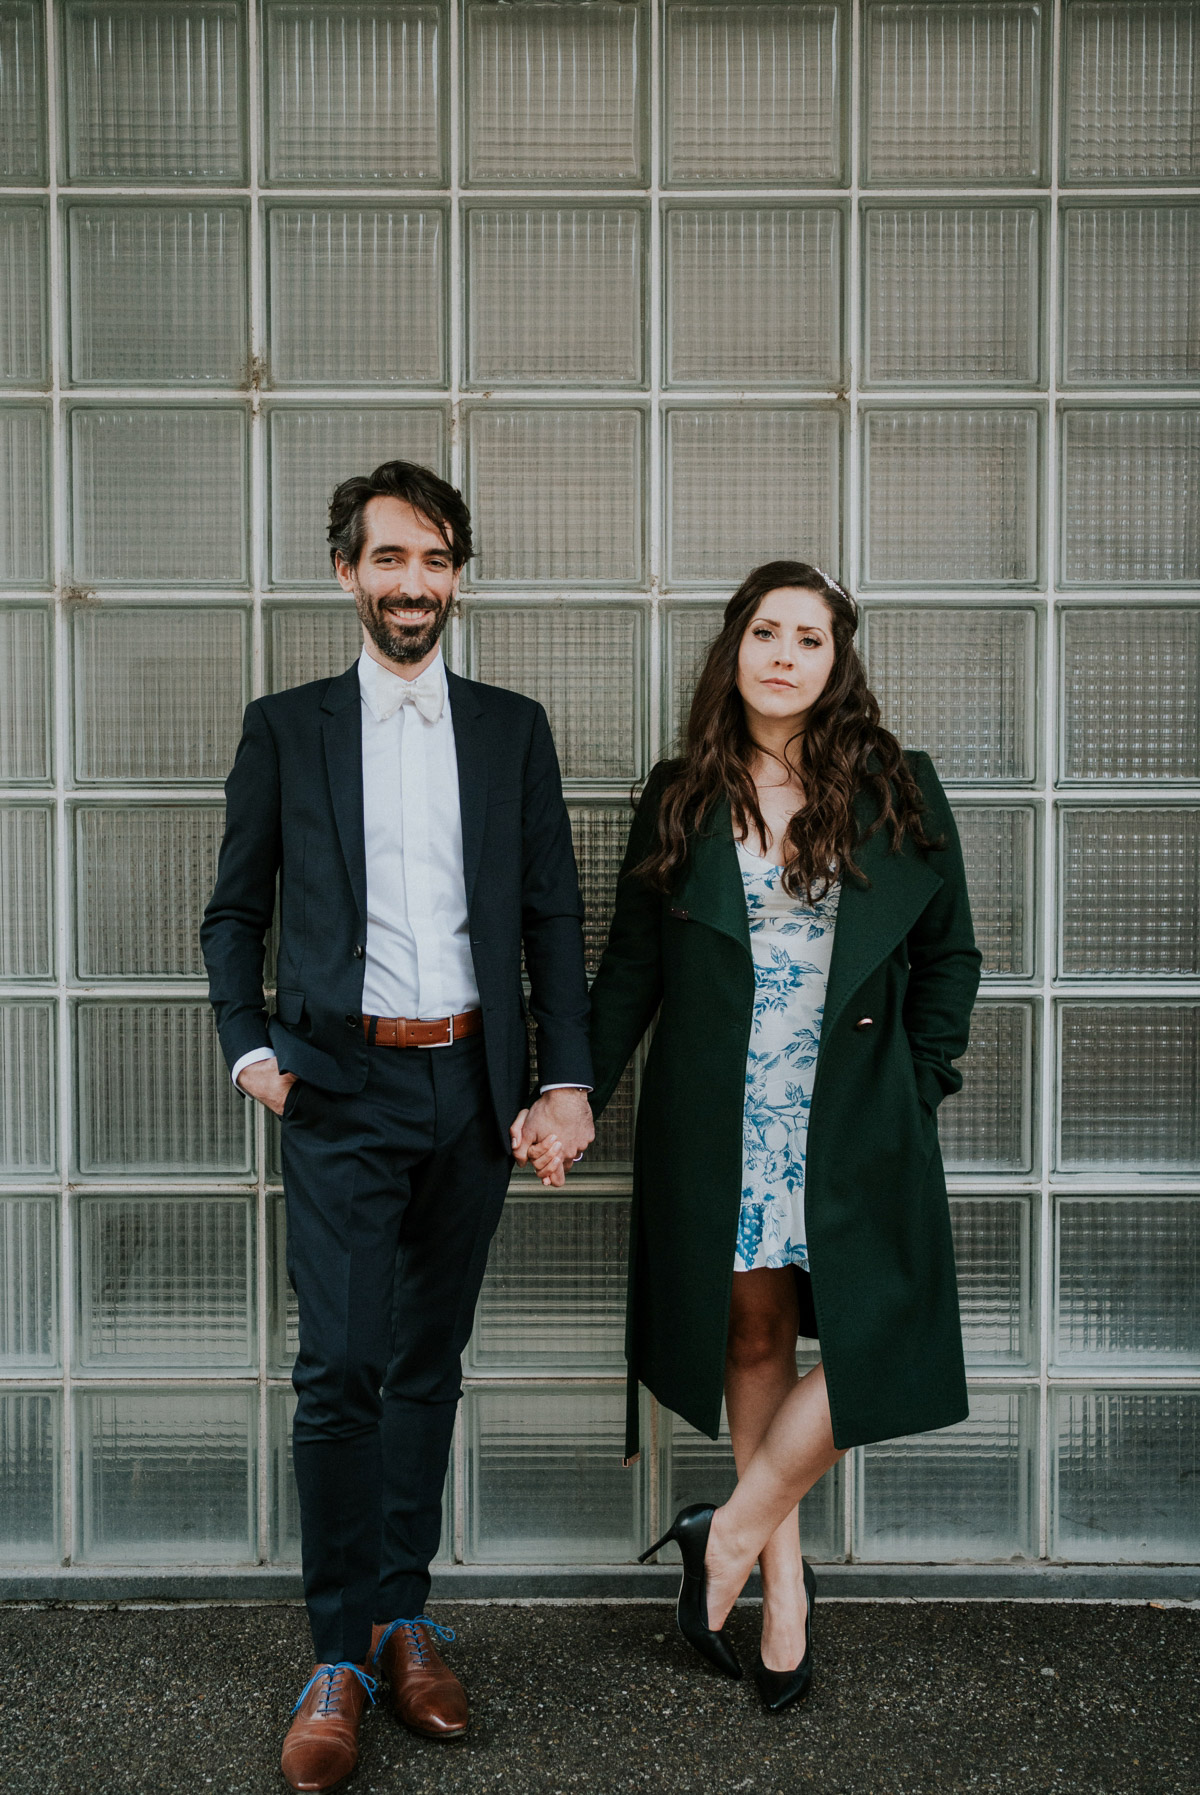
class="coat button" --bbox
[855,1016,874,1029]
[353,945,364,959]
[345,1014,359,1028]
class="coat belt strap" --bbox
[362,1010,484,1049]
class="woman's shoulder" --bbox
[637,756,685,812]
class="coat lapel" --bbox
[675,796,751,957]
[820,788,944,1043]
[320,663,367,927]
[447,670,488,908]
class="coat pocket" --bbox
[275,988,305,1025]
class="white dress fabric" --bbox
[734,840,840,1273]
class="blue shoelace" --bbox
[291,1661,379,1717]
[371,1615,457,1670]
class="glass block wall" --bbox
[1,0,1198,1580]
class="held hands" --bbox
[509,1088,595,1188]
[236,1056,297,1117]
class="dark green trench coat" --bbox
[588,752,982,1461]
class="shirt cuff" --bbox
[538,1083,593,1094]
[231,1046,275,1091]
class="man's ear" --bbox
[334,552,356,595]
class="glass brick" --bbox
[465,1385,646,1562]
[0,1197,58,1368]
[1057,1003,1200,1173]
[74,1000,252,1177]
[467,1194,628,1373]
[468,606,643,782]
[665,2,844,185]
[0,1391,59,1561]
[69,407,247,586]
[590,1060,635,1172]
[951,1196,1033,1366]
[1055,1197,1200,1367]
[64,0,244,181]
[1060,408,1200,586]
[666,408,842,587]
[67,205,247,386]
[864,2,1045,183]
[465,409,643,586]
[857,1389,1036,1560]
[266,207,446,387]
[669,1411,844,1562]
[268,1386,301,1563]
[267,406,445,587]
[0,609,51,784]
[1060,807,1200,977]
[1062,206,1200,386]
[77,1196,254,1370]
[1060,608,1200,783]
[74,804,225,979]
[666,207,843,388]
[861,608,1037,784]
[939,1002,1035,1175]
[0,204,47,386]
[951,805,1037,980]
[0,405,50,586]
[568,802,632,977]
[1052,1389,1200,1562]
[0,1001,56,1176]
[465,0,643,184]
[264,2,443,183]
[863,206,1042,387]
[0,805,53,980]
[862,409,1040,587]
[268,1193,297,1375]
[267,604,363,691]
[0,1,44,181]
[466,207,645,387]
[76,1387,256,1563]
[664,603,725,754]
[1063,3,1200,183]
[72,607,248,784]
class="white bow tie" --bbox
[379,672,444,724]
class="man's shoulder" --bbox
[447,670,543,723]
[253,665,358,722]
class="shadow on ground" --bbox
[1,1600,1196,1795]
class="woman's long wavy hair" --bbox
[636,560,939,900]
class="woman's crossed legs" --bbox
[710,1267,847,1670]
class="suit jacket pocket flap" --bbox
[275,988,305,1025]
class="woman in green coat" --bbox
[520,561,980,1709]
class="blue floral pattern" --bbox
[735,841,840,1273]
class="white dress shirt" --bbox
[233,649,583,1093]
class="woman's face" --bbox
[736,586,837,733]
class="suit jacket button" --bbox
[855,1016,873,1029]
[353,945,364,959]
[345,1014,359,1028]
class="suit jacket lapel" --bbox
[320,664,367,928]
[675,796,751,957]
[447,670,488,909]
[820,788,944,1043]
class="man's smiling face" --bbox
[335,494,460,672]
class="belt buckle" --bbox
[425,1016,455,1048]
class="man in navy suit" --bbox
[201,462,594,1791]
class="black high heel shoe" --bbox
[753,1560,817,1712]
[638,1503,742,1679]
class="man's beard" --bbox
[353,583,452,665]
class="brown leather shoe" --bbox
[370,1616,468,1739]
[280,1662,377,1792]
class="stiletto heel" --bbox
[638,1503,742,1679]
[753,1560,817,1712]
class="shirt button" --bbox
[855,1016,874,1029]
[353,945,364,959]
[345,1014,359,1029]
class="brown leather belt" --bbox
[363,1009,483,1049]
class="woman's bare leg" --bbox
[705,1359,847,1635]
[724,1269,809,1670]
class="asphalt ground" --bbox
[1,1599,1196,1795]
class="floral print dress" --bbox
[734,839,841,1273]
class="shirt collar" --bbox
[357,648,448,724]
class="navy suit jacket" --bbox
[200,661,593,1145]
